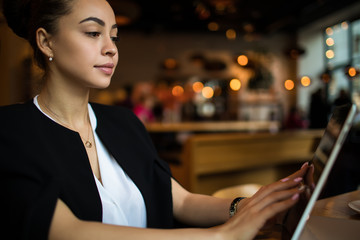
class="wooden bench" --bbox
[170,129,324,195]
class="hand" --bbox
[304,161,315,196]
[279,162,315,235]
[282,161,315,200]
[216,174,305,240]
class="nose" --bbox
[102,37,117,57]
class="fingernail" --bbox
[281,177,290,182]
[294,177,303,183]
[292,193,299,200]
[301,162,308,169]
[298,185,306,191]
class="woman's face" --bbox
[49,0,118,89]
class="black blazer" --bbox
[0,101,174,239]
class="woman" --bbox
[0,0,309,239]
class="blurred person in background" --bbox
[309,88,330,129]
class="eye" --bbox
[111,36,120,42]
[86,32,101,38]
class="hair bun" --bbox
[2,0,32,39]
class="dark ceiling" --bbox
[109,0,359,35]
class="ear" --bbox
[36,28,54,58]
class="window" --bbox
[324,20,360,104]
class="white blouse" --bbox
[34,96,147,227]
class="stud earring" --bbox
[49,56,53,62]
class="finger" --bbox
[245,178,303,208]
[251,186,302,214]
[305,164,315,191]
[259,192,300,224]
[283,162,310,180]
[243,164,309,210]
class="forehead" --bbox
[64,0,116,26]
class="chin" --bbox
[91,79,112,89]
[93,84,111,90]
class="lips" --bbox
[94,63,115,75]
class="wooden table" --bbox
[257,190,360,239]
[311,190,360,220]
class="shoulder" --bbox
[0,101,33,113]
[0,101,35,125]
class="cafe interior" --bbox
[1,0,360,236]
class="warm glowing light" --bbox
[341,21,348,29]
[237,55,248,66]
[192,81,204,93]
[215,3,226,12]
[226,29,236,40]
[115,16,131,26]
[230,79,241,91]
[348,67,357,77]
[208,22,219,31]
[326,27,333,36]
[284,80,295,90]
[301,76,311,87]
[326,50,335,59]
[202,86,214,99]
[243,23,255,33]
[172,85,184,97]
[164,58,177,69]
[326,38,334,46]
[195,4,211,20]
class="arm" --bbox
[171,178,232,227]
[171,164,310,239]
[49,199,220,240]
[49,165,309,240]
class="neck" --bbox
[38,83,90,130]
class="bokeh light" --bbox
[341,21,348,30]
[202,86,214,99]
[326,27,334,35]
[326,38,334,46]
[192,81,204,93]
[284,79,295,90]
[226,29,236,40]
[326,50,335,59]
[300,76,311,87]
[164,58,177,69]
[230,78,241,91]
[172,85,184,97]
[348,67,357,77]
[208,22,219,31]
[237,55,248,66]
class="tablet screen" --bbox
[282,103,357,240]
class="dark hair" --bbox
[2,0,74,70]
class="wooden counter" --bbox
[171,129,324,195]
[146,120,280,132]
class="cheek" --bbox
[55,36,93,62]
[114,53,119,66]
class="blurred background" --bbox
[1,0,360,193]
[1,0,359,124]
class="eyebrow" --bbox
[79,17,118,29]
